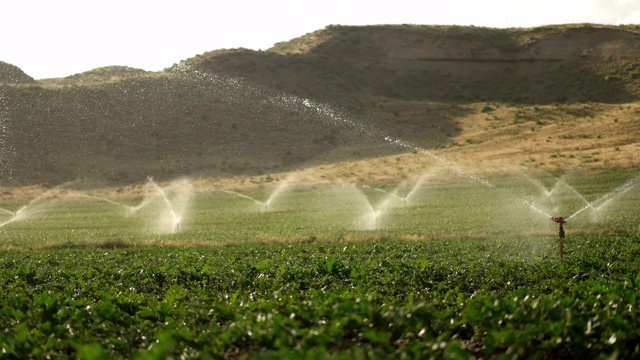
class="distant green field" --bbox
[0,170,638,358]
[0,170,637,248]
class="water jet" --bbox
[136,178,193,234]
[219,190,267,211]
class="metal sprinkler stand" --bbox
[551,216,567,259]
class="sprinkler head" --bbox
[551,216,567,224]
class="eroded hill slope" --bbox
[1,24,639,187]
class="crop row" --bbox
[1,232,639,358]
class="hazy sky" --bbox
[3,0,639,79]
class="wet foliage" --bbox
[1,232,640,359]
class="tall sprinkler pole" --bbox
[551,216,567,259]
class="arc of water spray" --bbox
[127,178,159,213]
[523,175,640,222]
[568,175,640,220]
[556,179,593,211]
[361,185,406,208]
[0,187,155,229]
[220,190,267,210]
[352,185,381,229]
[0,185,70,229]
[593,197,615,213]
[0,218,16,228]
[372,202,390,227]
[172,66,496,190]
[0,208,15,216]
[361,172,432,207]
[0,204,35,228]
[0,208,21,228]
[520,171,556,200]
[403,172,433,205]
[521,173,608,222]
[373,188,404,201]
[295,97,496,189]
[398,139,497,190]
[147,180,182,232]
[264,176,296,211]
[219,174,298,212]
[182,65,640,224]
[129,194,157,213]
[523,200,553,219]
[1,191,137,229]
[352,184,400,229]
[68,192,136,212]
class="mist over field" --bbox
[0,24,639,358]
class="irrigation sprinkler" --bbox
[551,216,568,259]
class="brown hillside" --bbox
[38,66,151,87]
[1,69,393,185]
[0,61,35,84]
[1,24,639,187]
[188,24,640,104]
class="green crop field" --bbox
[0,170,639,358]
